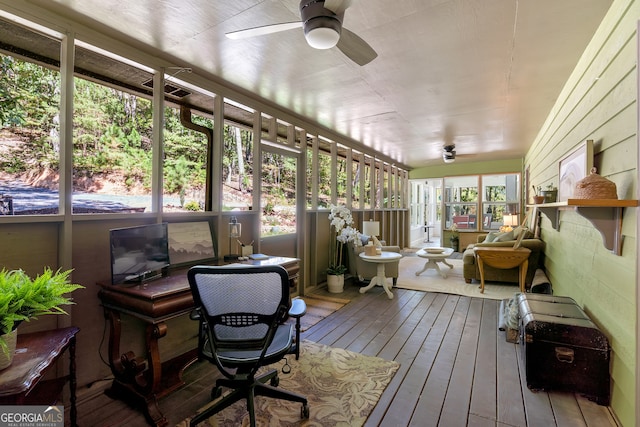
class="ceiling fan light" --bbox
[305,26,340,49]
[443,151,456,163]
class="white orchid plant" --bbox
[449,223,459,240]
[327,204,361,275]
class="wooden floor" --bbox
[77,284,618,427]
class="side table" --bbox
[415,247,454,278]
[358,251,403,299]
[0,326,79,427]
[473,247,531,293]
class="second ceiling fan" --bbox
[443,144,477,163]
[226,0,378,66]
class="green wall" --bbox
[525,1,637,425]
[410,158,523,179]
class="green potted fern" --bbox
[0,268,84,368]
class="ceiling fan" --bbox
[226,0,378,66]
[442,143,478,163]
[443,144,457,163]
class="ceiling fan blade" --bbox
[336,28,377,66]
[324,0,353,15]
[226,22,302,40]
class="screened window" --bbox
[482,173,520,230]
[316,149,331,209]
[0,21,61,215]
[351,151,363,209]
[363,156,373,209]
[305,146,313,209]
[335,146,347,206]
[161,106,211,211]
[443,174,520,231]
[444,176,479,229]
[222,122,253,211]
[261,149,297,236]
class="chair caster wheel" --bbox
[270,376,280,387]
[301,404,310,419]
[211,387,222,400]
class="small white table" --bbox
[359,251,403,299]
[415,247,454,278]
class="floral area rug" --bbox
[177,340,399,427]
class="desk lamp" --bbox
[500,214,518,232]
[224,216,242,261]
[362,220,381,254]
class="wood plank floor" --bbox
[76,284,618,427]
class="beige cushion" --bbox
[494,230,515,242]
[483,231,500,243]
[512,226,525,239]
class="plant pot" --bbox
[450,239,459,252]
[540,190,557,203]
[327,274,345,293]
[0,329,17,370]
[533,195,545,204]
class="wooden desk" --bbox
[473,247,531,293]
[97,257,298,427]
[0,327,79,427]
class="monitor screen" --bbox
[167,221,216,266]
[110,223,170,285]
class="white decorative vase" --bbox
[327,274,344,293]
[0,329,18,370]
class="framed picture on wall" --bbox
[558,139,594,202]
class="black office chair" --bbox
[187,265,309,427]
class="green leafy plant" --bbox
[0,268,84,355]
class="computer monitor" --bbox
[109,223,170,285]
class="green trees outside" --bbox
[0,52,379,216]
[0,53,218,207]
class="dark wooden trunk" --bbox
[518,294,610,405]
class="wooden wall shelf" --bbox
[529,199,639,255]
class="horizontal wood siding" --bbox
[524,1,638,425]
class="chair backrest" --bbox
[188,265,290,355]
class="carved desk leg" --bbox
[103,308,169,427]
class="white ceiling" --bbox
[26,0,612,169]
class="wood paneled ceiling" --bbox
[10,0,612,169]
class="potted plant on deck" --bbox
[0,268,84,369]
[327,205,360,293]
[449,223,459,252]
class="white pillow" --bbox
[495,230,515,242]
[483,232,500,243]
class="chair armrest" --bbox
[289,297,307,318]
